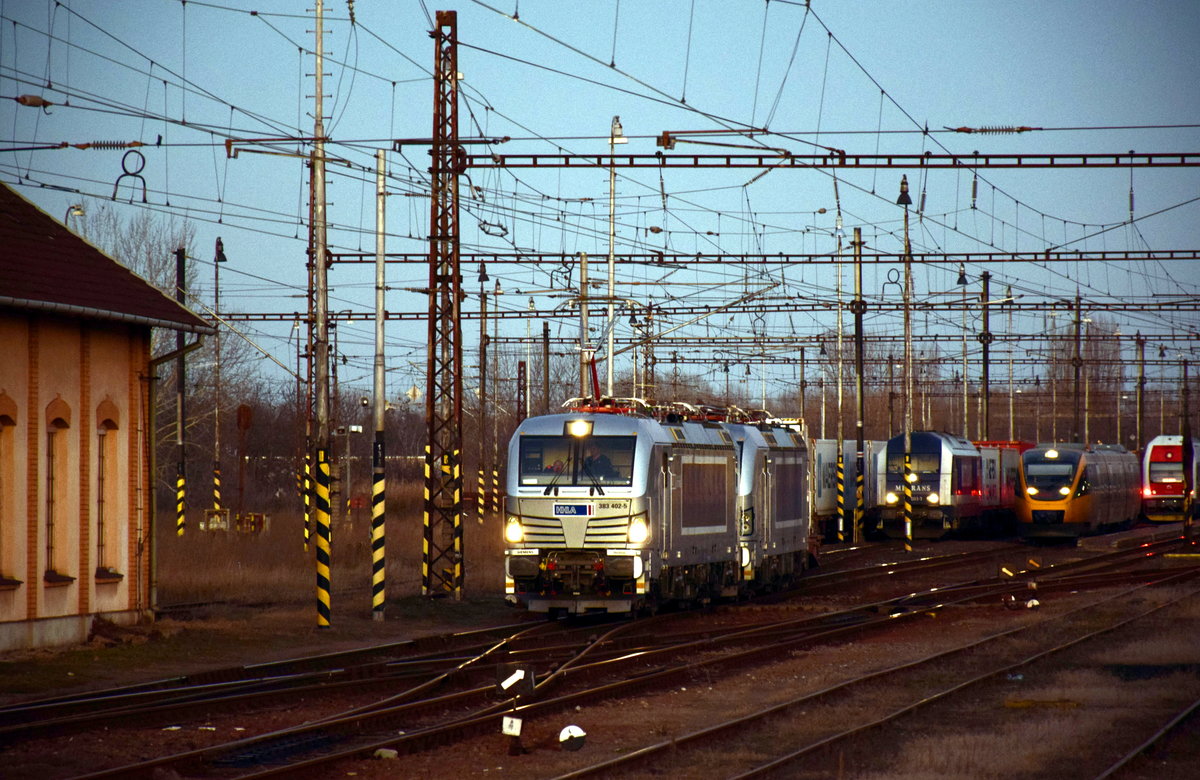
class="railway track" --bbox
[0,619,549,739]
[1096,694,1200,779]
[0,542,1020,743]
[4,535,1185,777]
[551,566,1200,778]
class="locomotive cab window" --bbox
[519,435,635,487]
[1149,462,1183,483]
[886,451,941,475]
[1023,449,1081,499]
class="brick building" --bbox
[0,183,211,650]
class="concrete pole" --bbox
[899,176,914,553]
[371,149,387,620]
[312,0,333,628]
[852,228,866,544]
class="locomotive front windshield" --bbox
[885,451,942,475]
[1022,449,1082,499]
[518,435,636,487]
[1148,461,1184,484]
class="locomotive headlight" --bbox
[1058,486,1071,496]
[926,492,940,505]
[628,516,649,544]
[885,491,899,505]
[905,472,918,483]
[566,419,593,438]
[1026,486,1039,496]
[504,517,524,543]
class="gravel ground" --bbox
[3,535,1196,780]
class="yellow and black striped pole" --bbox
[835,452,846,543]
[854,465,865,544]
[315,447,332,627]
[421,444,433,596]
[422,446,466,598]
[452,451,464,596]
[491,411,501,517]
[213,461,222,514]
[370,438,386,619]
[491,460,500,516]
[176,464,186,537]
[477,465,486,526]
[303,454,312,550]
[902,452,914,553]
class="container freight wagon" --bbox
[1141,435,1199,523]
[974,440,1032,534]
[810,438,887,541]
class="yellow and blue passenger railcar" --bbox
[1016,443,1140,540]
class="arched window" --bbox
[0,392,16,583]
[45,397,72,581]
[96,415,119,574]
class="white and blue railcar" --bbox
[874,431,984,538]
[503,407,811,616]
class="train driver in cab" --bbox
[583,442,619,481]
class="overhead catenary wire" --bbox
[2,2,1195,400]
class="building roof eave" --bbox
[0,296,216,335]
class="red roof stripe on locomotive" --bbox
[1147,445,1182,462]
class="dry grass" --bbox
[848,668,1200,780]
[156,477,507,605]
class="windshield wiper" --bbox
[581,462,606,496]
[543,454,572,496]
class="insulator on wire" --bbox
[970,171,978,210]
[944,125,1040,134]
[72,140,145,150]
[15,94,53,108]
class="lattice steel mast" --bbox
[423,10,464,598]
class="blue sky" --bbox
[2,0,1198,409]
